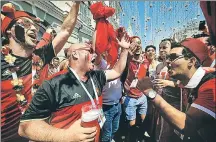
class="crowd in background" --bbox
[1,1,215,142]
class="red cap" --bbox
[181,38,208,63]
[1,3,35,37]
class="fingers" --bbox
[81,128,97,142]
[116,38,120,43]
[82,126,97,134]
[85,130,97,139]
[121,33,130,42]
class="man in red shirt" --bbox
[123,36,148,142]
[138,38,216,142]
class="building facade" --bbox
[1,1,122,57]
[173,19,201,41]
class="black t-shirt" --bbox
[1,42,55,81]
[21,69,106,128]
[1,42,55,141]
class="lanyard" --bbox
[210,59,215,68]
[70,68,98,108]
[135,63,141,78]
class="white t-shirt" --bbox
[94,59,122,105]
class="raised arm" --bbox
[105,36,136,82]
[138,77,215,134]
[52,2,80,54]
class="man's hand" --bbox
[137,77,154,92]
[128,42,140,56]
[66,119,97,142]
[117,35,131,50]
[52,1,80,54]
[153,79,175,88]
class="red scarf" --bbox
[90,2,118,66]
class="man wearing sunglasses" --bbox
[1,2,80,141]
[138,38,216,142]
[18,34,135,141]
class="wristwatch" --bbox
[146,90,157,100]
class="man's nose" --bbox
[30,24,38,32]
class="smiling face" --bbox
[146,47,156,60]
[9,17,39,49]
[159,40,171,60]
[166,47,195,83]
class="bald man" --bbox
[18,36,133,142]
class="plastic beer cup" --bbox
[81,104,101,142]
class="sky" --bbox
[119,1,205,52]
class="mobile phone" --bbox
[198,20,206,31]
[15,24,25,42]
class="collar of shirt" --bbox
[184,67,206,88]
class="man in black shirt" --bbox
[18,36,133,141]
[1,2,80,141]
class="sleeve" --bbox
[34,42,55,66]
[191,79,216,118]
[20,81,56,122]
[92,70,107,90]
[36,32,52,49]
[181,79,216,139]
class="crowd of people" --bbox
[1,1,215,142]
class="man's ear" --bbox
[188,57,197,67]
[71,51,78,59]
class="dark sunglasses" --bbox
[136,41,141,44]
[166,53,184,62]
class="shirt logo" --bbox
[72,93,81,99]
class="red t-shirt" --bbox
[125,60,147,98]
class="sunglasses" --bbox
[16,18,40,32]
[166,53,184,62]
[135,41,141,44]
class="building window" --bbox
[79,3,90,25]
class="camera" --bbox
[15,24,25,42]
[198,20,206,31]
